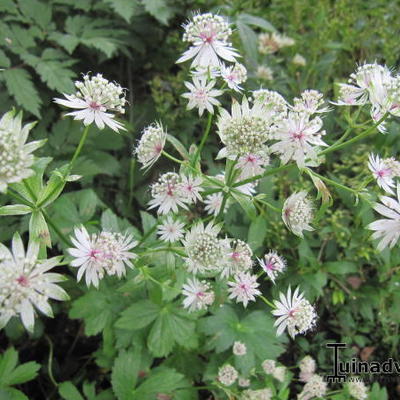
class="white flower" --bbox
[251,89,288,114]
[148,172,190,215]
[272,286,317,338]
[204,192,224,216]
[258,250,286,283]
[217,97,275,158]
[68,226,137,288]
[182,77,223,116]
[299,356,316,382]
[182,222,224,274]
[54,73,126,132]
[233,341,247,356]
[135,122,167,170]
[292,54,306,66]
[368,153,400,194]
[282,191,314,237]
[347,379,368,400]
[182,277,214,312]
[298,374,327,400]
[237,151,270,180]
[180,174,203,203]
[271,112,327,168]
[221,63,247,91]
[368,185,400,250]
[218,364,238,386]
[292,90,330,115]
[191,65,221,79]
[177,13,239,68]
[228,272,261,307]
[0,233,69,332]
[258,32,295,54]
[261,359,276,374]
[256,65,274,81]
[238,377,250,387]
[272,366,286,382]
[0,110,45,192]
[220,239,253,278]
[157,216,185,243]
[242,388,273,400]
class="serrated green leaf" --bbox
[58,382,84,400]
[103,0,139,22]
[17,0,52,30]
[115,300,160,330]
[6,362,40,386]
[101,209,120,232]
[143,0,173,25]
[2,69,42,116]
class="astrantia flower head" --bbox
[282,191,314,237]
[182,77,223,116]
[368,153,400,194]
[368,184,400,250]
[299,356,316,382]
[256,65,274,81]
[149,172,190,215]
[54,73,126,132]
[228,272,261,307]
[272,286,317,338]
[0,110,44,192]
[157,216,185,243]
[242,388,273,400]
[135,122,167,170]
[177,12,239,67]
[204,192,224,216]
[218,364,238,386]
[221,239,253,278]
[182,222,224,274]
[298,374,327,400]
[217,97,274,158]
[292,54,306,66]
[238,377,250,387]
[180,174,203,203]
[258,250,286,283]
[252,89,288,114]
[182,277,214,312]
[237,150,270,180]
[272,366,286,382]
[347,379,368,400]
[292,90,330,115]
[258,32,295,54]
[68,226,137,288]
[0,233,69,332]
[233,341,247,356]
[262,359,276,375]
[221,62,247,91]
[271,112,327,168]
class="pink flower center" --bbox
[377,169,390,178]
[231,252,240,261]
[16,275,29,287]
[195,89,207,100]
[155,144,163,154]
[264,262,275,271]
[200,31,215,44]
[288,308,297,317]
[89,249,101,259]
[89,101,102,111]
[196,291,205,298]
[292,131,305,140]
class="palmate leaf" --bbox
[103,0,139,23]
[1,69,42,116]
[143,0,174,25]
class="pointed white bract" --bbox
[135,122,167,170]
[182,277,214,312]
[182,77,223,116]
[272,286,317,338]
[204,192,224,216]
[282,191,314,237]
[180,174,203,203]
[227,272,261,307]
[0,110,45,192]
[368,153,400,194]
[258,250,286,283]
[220,62,247,91]
[68,226,137,288]
[177,13,239,68]
[0,234,69,332]
[157,216,185,243]
[368,184,400,250]
[54,73,126,132]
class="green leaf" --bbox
[0,388,29,400]
[17,0,52,30]
[147,311,175,357]
[115,300,160,331]
[0,348,18,385]
[111,349,141,400]
[2,69,42,116]
[58,382,85,400]
[0,204,32,216]
[29,211,51,247]
[236,20,258,64]
[237,13,275,32]
[247,215,267,251]
[325,261,358,275]
[0,49,10,68]
[103,0,139,22]
[143,0,173,25]
[101,209,120,232]
[231,191,257,220]
[6,362,40,386]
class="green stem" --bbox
[192,113,213,167]
[42,210,71,247]
[68,125,90,174]
[309,170,357,195]
[259,295,275,308]
[128,158,136,204]
[233,164,294,188]
[162,150,184,164]
[7,188,34,207]
[45,335,58,387]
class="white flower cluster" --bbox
[368,153,400,195]
[299,355,316,382]
[336,62,400,132]
[241,388,273,400]
[0,110,45,192]
[68,226,137,288]
[217,364,238,386]
[54,73,126,132]
[347,379,368,400]
[258,32,295,54]
[282,191,314,237]
[261,359,287,382]
[257,250,286,283]
[232,341,247,356]
[297,374,327,400]
[0,234,69,332]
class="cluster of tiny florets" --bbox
[218,364,238,386]
[282,192,314,237]
[347,379,368,400]
[241,388,273,400]
[298,374,327,400]
[258,32,295,54]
